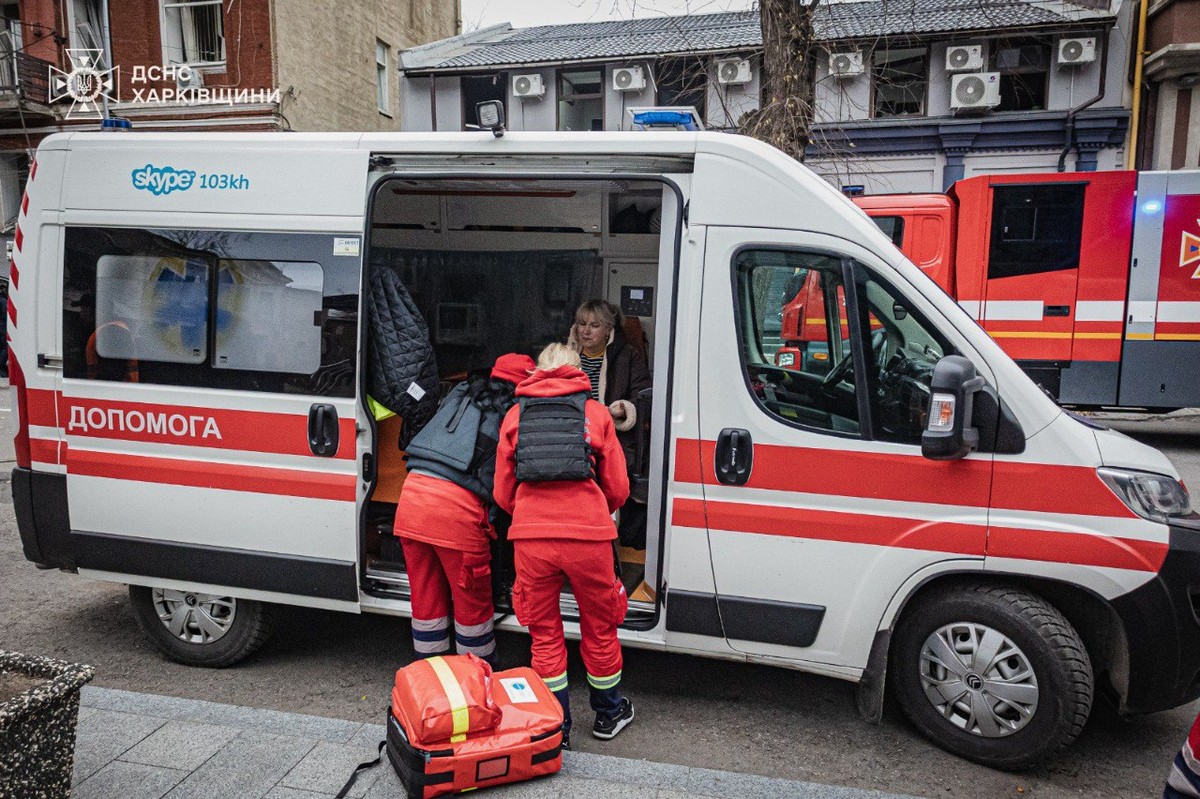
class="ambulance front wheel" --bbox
[889,582,1094,770]
[129,585,274,668]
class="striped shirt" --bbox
[580,352,604,400]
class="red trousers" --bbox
[399,537,495,661]
[512,538,627,693]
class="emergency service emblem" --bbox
[48,49,118,120]
[1182,224,1200,279]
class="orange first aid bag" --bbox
[387,660,564,798]
[391,654,502,743]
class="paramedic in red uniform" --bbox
[494,343,634,747]
[393,352,534,666]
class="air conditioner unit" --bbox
[950,72,1001,111]
[1057,37,1097,66]
[175,68,204,91]
[945,44,983,72]
[612,66,645,92]
[512,73,545,99]
[716,58,752,85]
[829,51,864,79]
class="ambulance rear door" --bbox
[1119,169,1200,408]
[54,136,370,610]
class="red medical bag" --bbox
[387,656,564,798]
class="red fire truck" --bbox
[776,170,1200,410]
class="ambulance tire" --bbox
[129,585,274,668]
[889,582,1093,770]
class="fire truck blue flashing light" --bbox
[1141,200,1163,214]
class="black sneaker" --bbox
[592,697,634,740]
[560,732,571,751]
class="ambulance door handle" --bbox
[715,428,753,486]
[308,403,340,457]
[1044,305,1071,317]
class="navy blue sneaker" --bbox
[592,697,634,740]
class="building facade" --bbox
[400,1,1132,193]
[1137,0,1200,169]
[0,0,460,233]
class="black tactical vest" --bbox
[515,392,596,483]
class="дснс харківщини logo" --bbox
[48,49,118,120]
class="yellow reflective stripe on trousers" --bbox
[427,656,470,742]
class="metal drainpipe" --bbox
[1126,0,1151,169]
[100,0,113,119]
[1057,21,1113,172]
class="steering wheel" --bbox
[821,351,855,389]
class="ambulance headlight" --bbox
[1098,467,1192,523]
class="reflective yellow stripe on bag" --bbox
[427,656,470,743]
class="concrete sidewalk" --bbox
[71,687,917,799]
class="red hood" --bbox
[515,365,592,398]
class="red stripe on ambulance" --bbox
[673,438,1134,518]
[67,449,357,502]
[44,390,356,460]
[29,438,60,465]
[675,497,986,555]
[988,524,1167,572]
[675,498,1163,573]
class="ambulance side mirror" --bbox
[922,355,985,461]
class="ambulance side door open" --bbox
[694,226,994,670]
[54,144,370,611]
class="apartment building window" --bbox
[376,41,390,115]
[658,57,707,121]
[990,38,1051,112]
[161,0,224,67]
[461,74,506,129]
[558,69,603,131]
[872,47,928,117]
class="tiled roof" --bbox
[403,2,1117,72]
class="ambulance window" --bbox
[987,184,1085,279]
[734,249,861,436]
[94,255,210,365]
[63,227,358,397]
[852,267,954,445]
[213,260,324,374]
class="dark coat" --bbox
[601,325,652,467]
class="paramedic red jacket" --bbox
[494,365,630,540]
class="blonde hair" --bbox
[536,342,581,371]
[574,299,619,332]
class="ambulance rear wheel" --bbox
[889,582,1093,770]
[129,585,273,668]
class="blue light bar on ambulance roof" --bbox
[628,106,704,131]
[100,117,132,131]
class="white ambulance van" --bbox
[10,130,1200,769]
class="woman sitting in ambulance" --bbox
[568,299,651,547]
[392,352,534,666]
[493,343,634,748]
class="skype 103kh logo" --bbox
[131,164,250,196]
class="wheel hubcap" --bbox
[152,588,236,644]
[918,622,1039,738]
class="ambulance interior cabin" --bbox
[364,177,672,622]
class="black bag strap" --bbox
[335,740,385,799]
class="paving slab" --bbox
[73,708,167,783]
[120,720,242,772]
[73,760,188,799]
[279,740,385,798]
[162,731,315,799]
[82,687,364,744]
